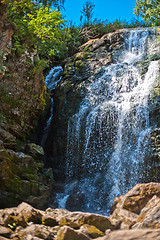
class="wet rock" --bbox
[65,187,86,211]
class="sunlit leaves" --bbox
[134,0,160,25]
[27,5,64,42]
[6,0,65,57]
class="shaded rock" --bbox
[0,202,44,228]
[132,195,160,229]
[42,215,58,227]
[0,142,52,208]
[0,236,10,240]
[25,143,44,160]
[65,186,86,211]
[55,226,90,240]
[0,128,16,149]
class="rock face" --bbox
[45,29,126,170]
[0,0,52,208]
[45,27,160,186]
[0,182,159,239]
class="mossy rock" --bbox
[25,143,44,160]
[80,224,104,238]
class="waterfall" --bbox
[40,66,63,150]
[59,29,159,215]
[45,66,63,91]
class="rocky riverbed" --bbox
[0,182,160,240]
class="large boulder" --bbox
[42,208,113,232]
[55,226,90,240]
[110,182,160,229]
[96,229,160,240]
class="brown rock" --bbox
[44,208,113,232]
[95,229,160,240]
[0,226,12,238]
[122,182,160,214]
[0,128,16,149]
[79,224,104,238]
[110,182,160,229]
[17,224,57,240]
[132,195,160,229]
[55,226,90,240]
[0,202,44,227]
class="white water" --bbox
[41,66,63,148]
[58,30,159,214]
[45,66,63,91]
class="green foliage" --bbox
[150,54,160,61]
[32,59,49,75]
[27,5,64,43]
[134,0,160,25]
[79,18,151,43]
[5,0,65,58]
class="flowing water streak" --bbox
[41,66,63,148]
[64,29,159,214]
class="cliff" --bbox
[45,28,160,182]
[0,0,52,208]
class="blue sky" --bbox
[62,0,138,25]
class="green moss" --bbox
[150,54,160,61]
[75,60,87,73]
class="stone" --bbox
[132,195,160,229]
[95,229,160,240]
[0,202,44,228]
[0,128,16,149]
[0,226,12,238]
[110,182,160,229]
[17,224,57,240]
[55,226,90,240]
[79,224,104,238]
[122,182,160,214]
[25,143,44,160]
[44,208,113,232]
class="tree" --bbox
[37,0,65,9]
[134,0,160,25]
[5,0,65,57]
[81,0,95,25]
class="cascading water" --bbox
[40,66,63,151]
[58,29,159,215]
[45,66,63,91]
